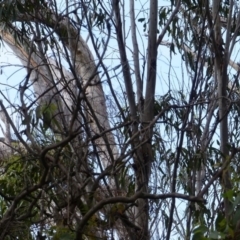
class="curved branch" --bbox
[76,191,204,238]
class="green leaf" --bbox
[193,225,208,234]
[209,231,220,239]
[192,232,208,240]
[225,224,234,238]
[215,212,226,232]
[223,189,234,200]
[138,18,145,22]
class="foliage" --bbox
[0,0,239,239]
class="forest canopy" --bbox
[0,0,239,239]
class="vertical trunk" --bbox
[113,0,158,237]
[212,0,232,219]
[136,0,158,238]
[130,0,143,110]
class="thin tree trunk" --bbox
[212,0,232,220]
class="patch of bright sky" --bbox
[0,43,28,135]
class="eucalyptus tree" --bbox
[0,0,240,239]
